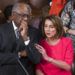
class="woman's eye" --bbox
[44,26,47,27]
[50,26,54,28]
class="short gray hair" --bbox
[12,2,32,15]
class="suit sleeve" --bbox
[25,28,42,64]
[0,53,19,65]
[26,43,42,64]
[0,33,19,65]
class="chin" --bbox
[46,35,54,38]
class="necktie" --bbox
[15,29,20,39]
[15,29,25,51]
[15,29,30,45]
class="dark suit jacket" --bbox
[0,22,41,75]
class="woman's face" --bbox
[44,19,56,39]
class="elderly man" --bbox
[0,2,41,75]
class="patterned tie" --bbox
[15,29,20,39]
[15,29,30,45]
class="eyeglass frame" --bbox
[13,12,31,19]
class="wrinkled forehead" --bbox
[19,6,30,15]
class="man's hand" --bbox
[19,20,28,41]
[18,50,27,58]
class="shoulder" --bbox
[61,37,72,44]
[0,22,11,29]
[0,22,12,33]
[0,23,7,31]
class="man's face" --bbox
[12,4,31,28]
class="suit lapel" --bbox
[7,22,17,41]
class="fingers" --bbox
[19,20,28,39]
[18,50,27,57]
[35,44,42,48]
[19,20,28,31]
[35,44,42,50]
[35,44,45,54]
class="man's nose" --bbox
[21,16,28,22]
[23,16,28,20]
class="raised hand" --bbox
[19,20,28,41]
[35,44,49,61]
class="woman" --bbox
[35,15,74,75]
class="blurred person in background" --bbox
[61,0,75,52]
[49,0,67,16]
[3,5,13,23]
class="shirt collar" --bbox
[12,21,18,30]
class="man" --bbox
[0,2,41,75]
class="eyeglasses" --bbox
[14,12,30,18]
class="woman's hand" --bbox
[35,44,49,61]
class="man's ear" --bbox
[11,13,16,20]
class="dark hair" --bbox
[3,5,13,20]
[42,15,65,39]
